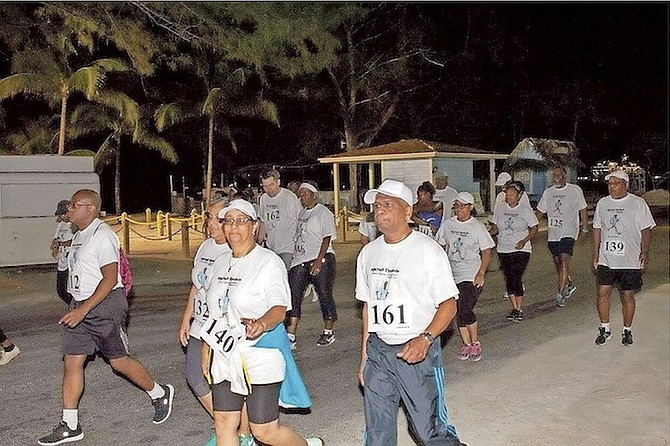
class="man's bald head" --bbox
[72,189,101,211]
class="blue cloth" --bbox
[417,210,442,229]
[255,323,312,409]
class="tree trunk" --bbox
[115,146,121,213]
[58,94,67,155]
[205,114,214,209]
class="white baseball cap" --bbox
[604,170,629,183]
[452,191,475,205]
[218,199,258,220]
[364,179,413,207]
[495,172,512,186]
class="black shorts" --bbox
[548,237,575,256]
[62,288,129,359]
[596,265,643,292]
[211,380,281,424]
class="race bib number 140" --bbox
[199,317,243,360]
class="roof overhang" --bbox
[319,151,508,164]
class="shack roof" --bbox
[318,138,508,164]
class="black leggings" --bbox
[0,327,6,344]
[498,251,530,297]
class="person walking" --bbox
[489,181,538,322]
[51,199,74,305]
[38,189,174,446]
[436,192,495,362]
[433,170,458,218]
[259,170,302,270]
[356,179,468,446]
[286,182,338,349]
[536,167,589,307]
[202,199,322,446]
[411,181,444,237]
[0,327,20,366]
[592,170,655,346]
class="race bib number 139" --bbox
[604,240,625,256]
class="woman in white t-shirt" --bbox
[201,199,322,446]
[489,182,538,322]
[436,192,495,362]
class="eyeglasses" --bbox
[221,216,253,226]
[68,202,93,209]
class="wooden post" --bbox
[166,213,172,241]
[489,159,496,213]
[145,208,152,223]
[181,221,190,258]
[121,212,130,254]
[338,206,347,242]
[156,211,164,237]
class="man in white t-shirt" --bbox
[259,169,302,270]
[38,190,174,446]
[51,199,74,304]
[536,167,589,307]
[433,170,458,218]
[356,179,467,446]
[592,171,655,347]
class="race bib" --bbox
[199,317,244,361]
[549,218,563,228]
[367,298,413,334]
[193,291,210,319]
[604,240,625,256]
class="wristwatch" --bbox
[421,331,434,342]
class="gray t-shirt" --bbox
[537,183,587,241]
[259,188,302,255]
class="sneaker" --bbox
[239,433,257,446]
[0,346,20,365]
[468,342,481,362]
[287,333,297,351]
[563,282,577,299]
[506,309,517,320]
[622,330,633,347]
[503,292,509,300]
[316,332,335,347]
[306,438,324,446]
[514,310,524,322]
[38,421,84,445]
[152,384,174,424]
[555,292,565,307]
[457,344,470,360]
[595,327,612,345]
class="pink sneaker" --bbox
[469,342,481,362]
[457,344,470,360]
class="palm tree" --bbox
[1,115,60,155]
[155,77,279,208]
[0,50,129,155]
[68,93,177,212]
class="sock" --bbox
[147,382,165,400]
[287,333,296,342]
[623,326,631,333]
[62,409,78,430]
[3,344,15,352]
[323,329,333,335]
[601,322,611,332]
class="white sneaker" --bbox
[306,438,324,446]
[0,346,20,365]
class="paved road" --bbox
[1,228,668,446]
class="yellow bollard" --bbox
[121,212,130,253]
[181,221,190,258]
[166,213,172,241]
[156,211,164,237]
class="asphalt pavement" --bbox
[1,227,668,446]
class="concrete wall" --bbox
[0,155,99,267]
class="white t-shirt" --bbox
[291,203,336,268]
[356,231,459,345]
[434,186,458,218]
[358,217,379,242]
[205,245,290,385]
[493,190,532,216]
[190,238,231,338]
[259,188,302,255]
[67,219,123,301]
[491,202,539,253]
[54,221,74,271]
[436,216,495,283]
[536,183,587,241]
[593,193,656,269]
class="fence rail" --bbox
[103,208,206,257]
